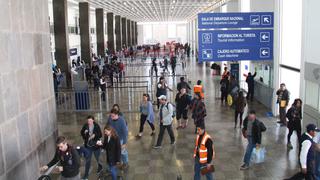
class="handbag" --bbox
[200,164,215,175]
[251,147,266,164]
[280,100,287,108]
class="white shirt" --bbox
[300,133,313,169]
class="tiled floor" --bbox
[54,58,300,180]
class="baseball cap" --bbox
[306,124,320,132]
[158,95,167,100]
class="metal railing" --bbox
[56,86,149,113]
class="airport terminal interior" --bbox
[0,0,320,180]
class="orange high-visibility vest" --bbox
[193,85,204,98]
[193,132,211,164]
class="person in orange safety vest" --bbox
[193,80,204,99]
[193,125,215,180]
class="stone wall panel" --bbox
[17,112,32,158]
[1,119,20,171]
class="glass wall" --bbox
[280,68,301,105]
[305,80,320,110]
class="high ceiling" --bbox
[73,0,224,22]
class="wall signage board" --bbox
[198,29,273,61]
[197,12,274,62]
[198,12,274,29]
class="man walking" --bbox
[40,136,81,180]
[245,72,257,102]
[193,125,215,180]
[80,116,103,179]
[175,88,190,129]
[276,83,290,126]
[240,110,266,170]
[154,95,175,149]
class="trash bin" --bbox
[75,91,90,110]
[74,81,90,110]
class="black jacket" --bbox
[276,89,290,105]
[175,93,190,111]
[47,145,80,178]
[286,106,302,129]
[80,122,102,148]
[101,136,121,166]
[177,81,191,92]
[243,118,266,144]
[246,72,257,88]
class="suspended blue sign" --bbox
[199,29,273,46]
[199,46,273,61]
[198,29,273,61]
[198,12,274,29]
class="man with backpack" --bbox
[240,110,266,170]
[154,95,176,149]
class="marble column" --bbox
[131,21,135,46]
[107,12,115,53]
[53,0,72,87]
[121,17,127,47]
[79,2,91,65]
[115,15,122,51]
[127,19,131,46]
[135,21,138,45]
[95,8,105,57]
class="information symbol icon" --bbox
[202,33,212,44]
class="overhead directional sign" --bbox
[199,46,273,61]
[198,29,273,61]
[198,12,274,29]
[199,29,273,46]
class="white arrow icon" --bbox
[263,17,270,23]
[262,50,268,55]
[262,34,268,40]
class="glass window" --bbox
[280,68,301,106]
[143,24,153,43]
[168,24,177,38]
[281,0,302,69]
[305,80,319,110]
[241,0,250,12]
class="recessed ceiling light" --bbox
[172,0,176,3]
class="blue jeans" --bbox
[194,158,213,180]
[109,164,117,180]
[84,147,102,177]
[120,140,129,165]
[243,136,255,166]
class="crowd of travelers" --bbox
[47,43,320,180]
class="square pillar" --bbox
[127,20,131,46]
[121,17,127,47]
[135,22,138,45]
[107,12,115,53]
[131,21,135,46]
[95,8,105,57]
[53,0,72,87]
[79,2,91,65]
[115,15,122,52]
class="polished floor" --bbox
[54,57,300,180]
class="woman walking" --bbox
[97,125,121,180]
[136,94,155,138]
[286,98,303,149]
[234,91,246,129]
